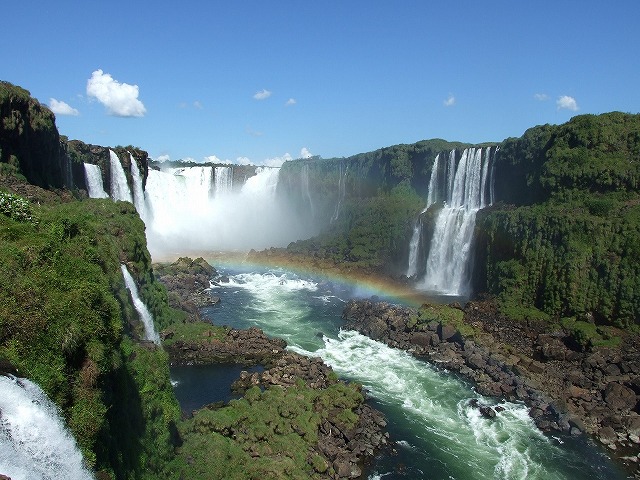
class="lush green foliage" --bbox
[163,381,364,479]
[0,190,37,223]
[477,113,640,327]
[0,193,179,476]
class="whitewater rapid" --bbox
[202,267,625,480]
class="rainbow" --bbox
[153,250,460,307]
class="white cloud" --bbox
[49,98,79,116]
[193,100,203,109]
[534,93,549,101]
[253,89,272,100]
[557,95,579,111]
[154,154,171,163]
[285,98,296,106]
[300,147,312,159]
[236,156,252,165]
[86,69,146,117]
[443,94,456,107]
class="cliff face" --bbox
[67,139,149,195]
[473,113,640,326]
[0,81,150,195]
[0,81,73,188]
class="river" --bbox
[170,264,628,480]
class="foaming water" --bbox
[0,376,94,480]
[199,266,626,480]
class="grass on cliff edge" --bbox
[0,190,180,475]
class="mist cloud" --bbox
[443,94,456,107]
[86,70,146,117]
[49,98,79,116]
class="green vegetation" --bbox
[477,112,640,328]
[0,192,179,477]
[287,184,424,269]
[161,320,228,348]
[408,303,473,336]
[164,381,364,479]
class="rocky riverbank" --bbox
[342,299,640,476]
[154,256,389,479]
[153,257,220,322]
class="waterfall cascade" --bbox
[213,166,233,197]
[413,147,495,295]
[83,163,109,199]
[109,150,133,203]
[120,264,161,345]
[129,153,146,220]
[0,375,94,480]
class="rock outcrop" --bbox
[342,299,640,474]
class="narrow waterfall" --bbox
[129,153,146,220]
[0,375,94,480]
[406,152,446,277]
[109,150,133,203]
[120,265,161,345]
[83,163,109,199]
[300,164,315,218]
[213,166,233,197]
[330,162,348,223]
[419,147,494,295]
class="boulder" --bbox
[604,382,637,411]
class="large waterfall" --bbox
[83,163,109,199]
[0,375,94,480]
[213,166,233,197]
[120,264,161,344]
[414,147,494,295]
[144,165,306,256]
[109,150,133,203]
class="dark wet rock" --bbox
[153,257,219,322]
[165,326,286,366]
[341,298,640,473]
[604,382,638,411]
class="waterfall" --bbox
[418,147,494,295]
[213,166,233,197]
[83,163,109,199]
[300,164,315,219]
[406,153,445,277]
[129,153,146,220]
[109,150,133,203]
[120,265,161,345]
[0,375,94,480]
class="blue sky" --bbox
[3,1,639,165]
